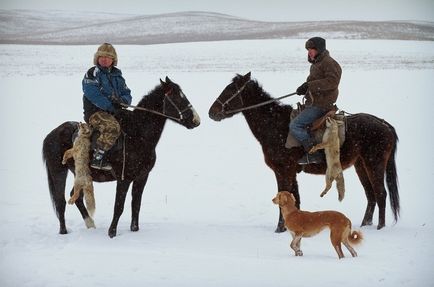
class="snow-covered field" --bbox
[1,39,433,286]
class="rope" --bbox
[121,133,126,180]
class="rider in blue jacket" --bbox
[82,43,132,170]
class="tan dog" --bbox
[310,117,345,201]
[272,191,362,259]
[62,122,95,217]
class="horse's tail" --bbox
[386,124,400,222]
[42,122,76,220]
[42,135,66,219]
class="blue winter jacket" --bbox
[82,65,132,121]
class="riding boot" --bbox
[90,149,112,171]
[297,139,324,165]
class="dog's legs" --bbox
[290,233,303,256]
[343,241,357,257]
[330,230,345,259]
[333,243,344,259]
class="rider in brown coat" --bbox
[290,37,342,164]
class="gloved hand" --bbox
[112,102,122,110]
[296,82,309,95]
[110,95,124,110]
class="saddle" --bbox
[285,104,346,149]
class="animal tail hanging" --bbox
[84,189,96,217]
[336,173,345,202]
[348,230,363,245]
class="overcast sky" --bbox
[1,0,433,22]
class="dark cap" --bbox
[305,37,326,54]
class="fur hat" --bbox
[93,43,118,66]
[305,37,326,54]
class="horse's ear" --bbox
[160,78,165,85]
[165,76,172,84]
[244,72,251,80]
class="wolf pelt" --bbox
[310,117,345,201]
[62,122,95,216]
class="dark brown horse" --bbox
[208,72,399,232]
[43,77,200,238]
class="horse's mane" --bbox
[136,81,182,109]
[119,83,168,135]
[136,84,164,109]
[232,74,293,118]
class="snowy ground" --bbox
[0,39,433,286]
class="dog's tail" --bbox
[348,230,363,245]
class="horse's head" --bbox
[159,76,201,129]
[208,72,251,121]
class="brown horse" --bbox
[43,77,200,238]
[208,72,399,232]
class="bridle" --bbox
[216,80,249,114]
[162,89,193,122]
[121,89,192,122]
[217,80,297,115]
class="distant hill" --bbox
[1,9,433,44]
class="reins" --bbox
[120,101,191,123]
[224,91,297,114]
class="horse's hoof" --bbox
[275,225,287,233]
[130,224,139,232]
[59,228,68,235]
[108,229,117,238]
[360,220,373,227]
[377,223,385,230]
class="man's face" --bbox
[308,48,318,60]
[98,56,114,68]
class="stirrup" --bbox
[90,149,112,171]
[90,159,112,171]
[297,152,324,165]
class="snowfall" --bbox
[1,39,433,286]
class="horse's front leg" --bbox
[108,180,132,238]
[274,168,299,233]
[130,174,149,232]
